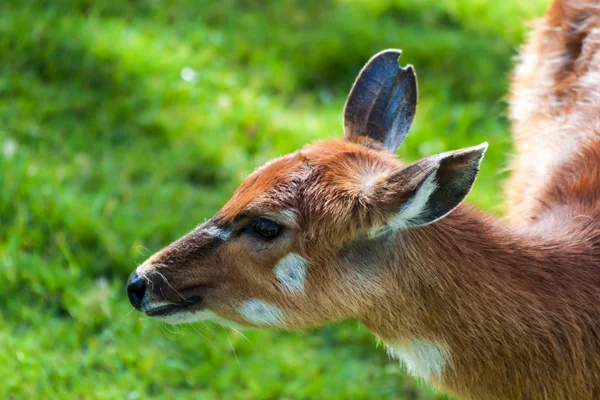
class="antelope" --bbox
[127,0,600,398]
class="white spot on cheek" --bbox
[204,225,231,240]
[239,299,285,327]
[386,339,449,381]
[274,253,308,294]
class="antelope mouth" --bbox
[145,296,203,317]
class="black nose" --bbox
[127,271,146,310]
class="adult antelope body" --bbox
[127,0,600,398]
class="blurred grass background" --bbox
[1,0,547,398]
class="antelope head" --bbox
[127,50,486,330]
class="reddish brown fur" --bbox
[363,208,600,399]
[132,1,600,398]
[506,0,600,226]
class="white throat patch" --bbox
[274,253,308,294]
[387,339,449,381]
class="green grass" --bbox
[0,0,547,398]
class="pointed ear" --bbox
[343,49,418,153]
[374,143,488,231]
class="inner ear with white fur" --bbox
[374,143,488,230]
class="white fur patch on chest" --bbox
[274,253,308,294]
[386,339,449,381]
[239,299,285,327]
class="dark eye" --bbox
[249,218,281,240]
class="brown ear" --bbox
[373,143,488,232]
[343,49,418,153]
